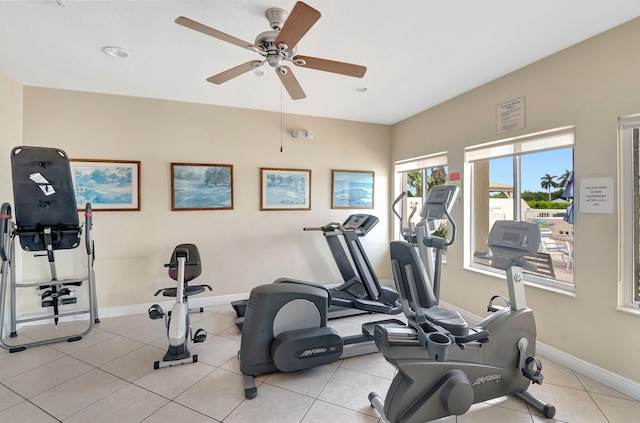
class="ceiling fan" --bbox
[175,1,367,100]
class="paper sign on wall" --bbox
[497,97,525,134]
[579,177,613,214]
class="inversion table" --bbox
[0,146,99,352]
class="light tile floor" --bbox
[1,305,639,422]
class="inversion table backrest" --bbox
[11,146,80,251]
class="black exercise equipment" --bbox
[0,146,98,353]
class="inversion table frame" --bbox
[0,146,99,353]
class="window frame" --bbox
[464,126,576,293]
[617,113,640,311]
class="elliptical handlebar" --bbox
[440,191,456,247]
[392,191,407,223]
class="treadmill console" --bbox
[421,185,459,221]
[343,214,379,236]
[481,221,541,270]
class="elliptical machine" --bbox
[369,218,555,422]
[148,244,212,369]
[238,277,404,399]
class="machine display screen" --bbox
[502,232,520,242]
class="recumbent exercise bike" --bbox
[369,214,555,421]
[148,243,212,369]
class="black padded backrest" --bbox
[11,146,80,251]
[390,241,438,309]
[168,243,202,283]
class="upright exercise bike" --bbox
[148,244,212,369]
[369,218,556,422]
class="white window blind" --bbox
[465,126,575,163]
[395,152,448,173]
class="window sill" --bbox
[616,305,640,317]
[464,264,577,298]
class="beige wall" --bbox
[18,87,391,310]
[0,72,22,202]
[392,17,640,383]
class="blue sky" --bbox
[490,148,573,192]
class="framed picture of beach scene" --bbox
[70,159,141,211]
[331,169,374,209]
[260,167,311,210]
[171,163,234,211]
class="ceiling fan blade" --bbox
[207,60,263,84]
[276,66,306,100]
[293,55,367,78]
[176,16,257,50]
[274,2,321,49]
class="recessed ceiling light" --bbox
[251,69,265,77]
[355,86,368,93]
[102,46,130,59]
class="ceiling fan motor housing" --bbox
[255,30,296,69]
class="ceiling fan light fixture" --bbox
[102,46,130,59]
[355,86,369,93]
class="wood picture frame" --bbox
[69,159,141,211]
[260,167,311,210]
[171,162,234,211]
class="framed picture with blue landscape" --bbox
[70,159,141,211]
[331,169,374,209]
[260,167,311,210]
[171,163,234,211]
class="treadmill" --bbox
[231,214,400,329]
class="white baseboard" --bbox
[441,300,640,401]
[535,342,640,401]
[96,292,249,319]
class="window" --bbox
[465,127,575,290]
[394,153,448,241]
[618,113,640,309]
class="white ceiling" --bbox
[1,1,639,125]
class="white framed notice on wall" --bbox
[497,97,525,134]
[579,177,614,214]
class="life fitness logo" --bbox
[472,374,502,386]
[297,345,339,359]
